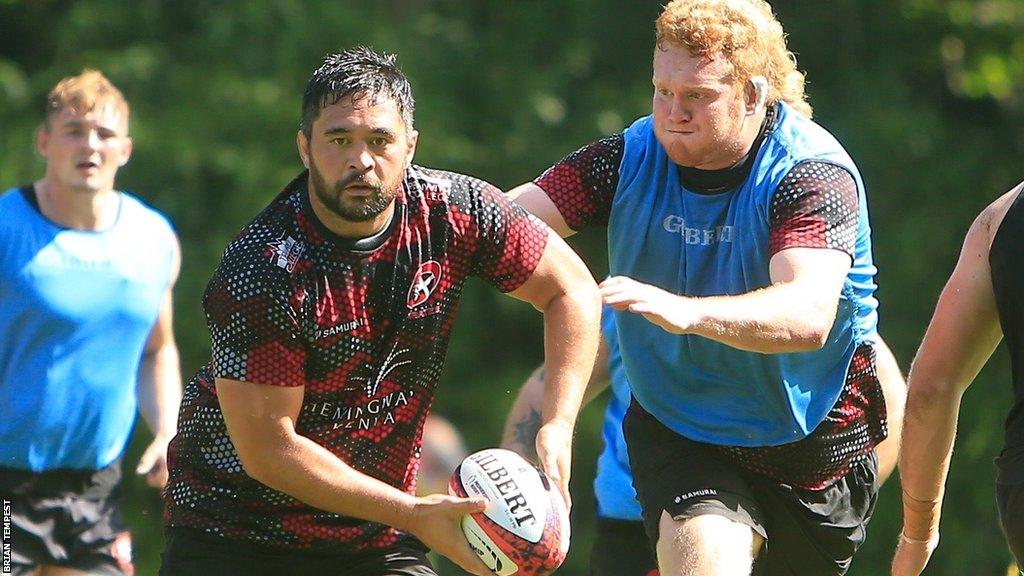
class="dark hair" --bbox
[300,46,415,136]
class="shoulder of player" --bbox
[777,159,856,187]
[976,181,1024,246]
[117,190,176,236]
[408,165,501,200]
[0,188,26,238]
[0,187,24,217]
[766,107,858,172]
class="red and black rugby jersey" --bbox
[165,167,548,551]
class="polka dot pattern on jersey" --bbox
[769,160,859,256]
[164,168,548,552]
[535,134,624,230]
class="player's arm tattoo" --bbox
[509,367,544,461]
[512,408,543,461]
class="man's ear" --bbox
[36,127,50,158]
[118,137,134,166]
[296,131,311,168]
[746,76,768,116]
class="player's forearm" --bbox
[239,428,420,531]
[500,367,545,460]
[539,287,601,428]
[688,282,837,353]
[137,343,183,439]
[899,376,963,539]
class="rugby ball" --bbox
[448,448,570,576]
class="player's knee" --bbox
[656,511,756,575]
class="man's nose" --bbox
[668,97,691,123]
[348,143,374,172]
[85,129,103,151]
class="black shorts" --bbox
[0,464,131,576]
[590,517,658,576]
[997,482,1024,565]
[623,402,879,576]
[159,528,437,576]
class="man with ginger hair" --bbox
[508,0,890,574]
[0,70,183,575]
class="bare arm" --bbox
[135,237,183,488]
[501,337,611,461]
[508,182,575,238]
[874,337,906,485]
[600,246,851,353]
[506,228,602,507]
[892,188,1017,576]
[216,378,490,575]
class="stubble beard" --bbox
[308,157,400,223]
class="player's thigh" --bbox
[590,518,658,576]
[623,400,768,547]
[623,401,765,576]
[657,511,760,576]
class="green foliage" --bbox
[2,0,1022,574]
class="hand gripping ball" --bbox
[448,448,570,576]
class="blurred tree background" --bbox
[1,0,1023,574]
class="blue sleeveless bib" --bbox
[0,187,175,471]
[607,103,878,446]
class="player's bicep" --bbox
[911,220,1002,393]
[509,183,574,238]
[215,377,305,465]
[768,246,850,300]
[507,229,596,312]
[142,288,175,356]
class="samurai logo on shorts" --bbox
[407,260,442,308]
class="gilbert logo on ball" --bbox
[448,448,570,576]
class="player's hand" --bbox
[891,530,938,576]
[406,493,492,576]
[136,433,171,488]
[536,419,573,512]
[599,276,697,334]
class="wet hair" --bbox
[300,46,415,136]
[656,0,813,118]
[44,69,129,131]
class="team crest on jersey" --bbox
[407,260,442,309]
[265,235,304,273]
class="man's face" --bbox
[299,94,417,224]
[651,43,753,170]
[37,105,132,194]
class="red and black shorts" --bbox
[159,528,437,576]
[0,462,133,576]
[623,400,879,576]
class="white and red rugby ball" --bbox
[448,448,570,576]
